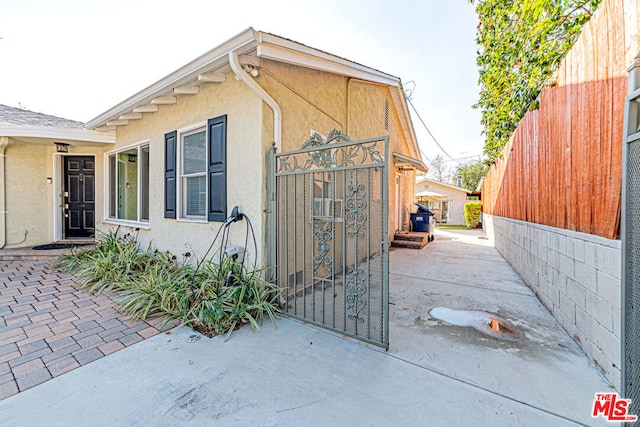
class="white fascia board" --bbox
[393,152,428,173]
[0,124,115,144]
[256,42,400,87]
[390,86,421,160]
[85,28,260,129]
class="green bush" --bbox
[54,227,280,339]
[464,202,483,229]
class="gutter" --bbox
[229,49,282,273]
[0,137,8,249]
[228,50,282,151]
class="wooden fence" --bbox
[482,0,638,240]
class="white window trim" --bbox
[103,139,150,227]
[176,121,208,223]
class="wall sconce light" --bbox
[128,154,137,162]
[46,177,52,184]
[54,142,69,153]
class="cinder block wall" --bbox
[484,214,621,389]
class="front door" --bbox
[63,156,95,238]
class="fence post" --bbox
[622,50,640,409]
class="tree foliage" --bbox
[455,158,489,191]
[427,154,452,183]
[471,0,602,162]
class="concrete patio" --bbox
[0,229,616,426]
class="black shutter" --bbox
[207,115,227,222]
[164,130,177,219]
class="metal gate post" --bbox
[622,51,640,411]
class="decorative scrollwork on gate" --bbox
[345,183,367,238]
[276,130,384,173]
[312,220,333,274]
[346,265,367,323]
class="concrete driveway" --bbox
[0,230,615,426]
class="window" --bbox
[181,128,207,219]
[310,171,343,222]
[107,143,150,223]
[164,115,227,222]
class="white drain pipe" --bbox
[0,136,8,249]
[228,50,282,151]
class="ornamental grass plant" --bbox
[54,228,280,339]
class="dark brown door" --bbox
[63,156,95,238]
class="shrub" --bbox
[464,202,483,229]
[54,227,280,339]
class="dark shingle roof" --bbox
[0,104,84,129]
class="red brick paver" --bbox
[0,260,179,400]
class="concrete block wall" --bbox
[484,214,621,389]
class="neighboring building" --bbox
[0,105,114,249]
[415,177,471,225]
[0,28,427,267]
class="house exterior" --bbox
[415,177,471,225]
[0,105,114,249]
[2,28,425,267]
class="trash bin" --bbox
[410,213,429,232]
[411,204,435,233]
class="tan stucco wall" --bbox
[3,138,107,248]
[103,76,265,265]
[256,59,419,238]
[4,141,48,247]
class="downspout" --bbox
[228,50,282,274]
[228,51,282,151]
[0,136,8,249]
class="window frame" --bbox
[104,140,151,228]
[177,121,208,222]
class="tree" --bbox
[470,0,602,162]
[427,154,452,183]
[455,158,489,191]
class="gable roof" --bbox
[85,27,422,160]
[0,104,115,144]
[416,176,472,194]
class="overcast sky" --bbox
[0,0,484,165]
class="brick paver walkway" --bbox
[0,260,177,400]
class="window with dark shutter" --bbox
[164,130,177,218]
[207,115,227,222]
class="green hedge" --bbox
[464,202,482,229]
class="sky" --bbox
[0,0,484,168]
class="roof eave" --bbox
[85,28,260,129]
[0,124,115,144]
[393,152,428,173]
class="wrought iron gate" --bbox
[270,131,389,348]
[622,53,640,416]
